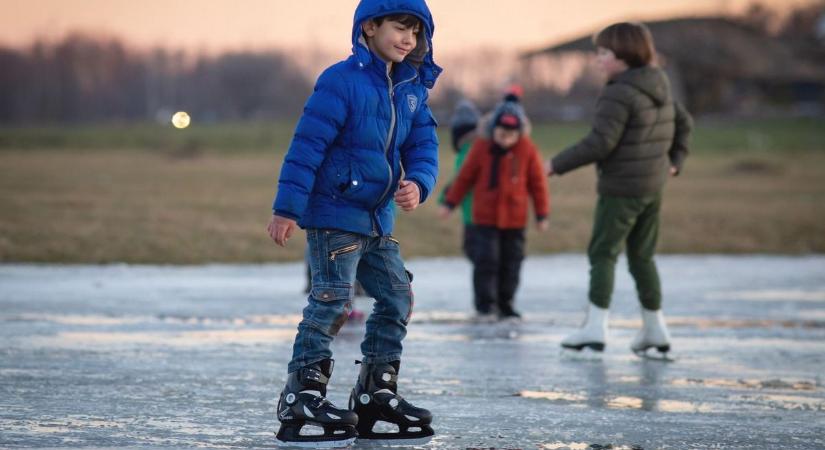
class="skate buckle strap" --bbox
[309,396,330,409]
[301,367,329,385]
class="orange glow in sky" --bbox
[0,0,811,55]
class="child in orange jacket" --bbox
[440,96,549,321]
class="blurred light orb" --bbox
[171,111,191,129]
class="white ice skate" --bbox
[631,308,673,361]
[561,304,608,352]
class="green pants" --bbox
[588,193,663,310]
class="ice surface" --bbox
[1,255,824,449]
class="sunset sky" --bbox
[0,0,812,55]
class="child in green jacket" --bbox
[547,22,693,360]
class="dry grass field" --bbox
[1,120,823,263]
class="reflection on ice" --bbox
[734,393,825,411]
[518,390,586,402]
[706,290,825,302]
[30,328,298,348]
[520,389,721,413]
[3,312,305,326]
[671,377,819,391]
[540,444,646,450]
[540,442,591,449]
[612,317,825,329]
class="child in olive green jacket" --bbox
[547,22,693,359]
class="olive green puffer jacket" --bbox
[552,66,693,197]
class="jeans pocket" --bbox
[325,231,361,261]
[379,237,411,291]
[308,282,352,336]
[310,282,352,302]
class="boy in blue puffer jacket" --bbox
[267,0,440,446]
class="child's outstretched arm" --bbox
[551,86,631,175]
[441,140,483,217]
[668,101,693,175]
[398,92,439,208]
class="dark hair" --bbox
[373,14,422,33]
[593,22,655,68]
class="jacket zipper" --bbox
[329,244,359,261]
[370,66,417,236]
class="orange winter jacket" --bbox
[445,137,550,229]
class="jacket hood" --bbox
[612,66,671,106]
[352,0,442,88]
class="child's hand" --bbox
[545,159,555,176]
[669,166,679,176]
[267,214,297,247]
[395,180,420,211]
[437,205,452,219]
[537,219,549,232]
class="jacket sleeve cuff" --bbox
[669,153,686,174]
[551,154,571,175]
[273,209,301,221]
[443,201,457,210]
[406,178,429,203]
[536,214,547,222]
[414,180,426,203]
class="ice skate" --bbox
[275,359,358,448]
[350,360,433,445]
[472,310,498,324]
[631,308,674,361]
[561,304,608,352]
[498,304,522,324]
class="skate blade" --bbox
[356,435,433,447]
[561,342,605,352]
[633,348,675,362]
[273,436,356,448]
[560,346,603,361]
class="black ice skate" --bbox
[349,360,434,445]
[275,359,358,448]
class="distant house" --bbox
[522,17,825,117]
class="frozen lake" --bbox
[1,255,824,449]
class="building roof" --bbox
[525,17,825,83]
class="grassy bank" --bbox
[1,119,823,263]
[3,117,824,154]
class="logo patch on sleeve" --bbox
[407,94,418,113]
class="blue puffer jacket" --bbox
[273,0,442,237]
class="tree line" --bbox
[0,33,312,124]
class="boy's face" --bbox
[362,19,420,64]
[596,47,629,78]
[492,126,521,149]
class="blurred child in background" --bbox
[441,92,549,322]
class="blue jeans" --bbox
[287,229,414,373]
